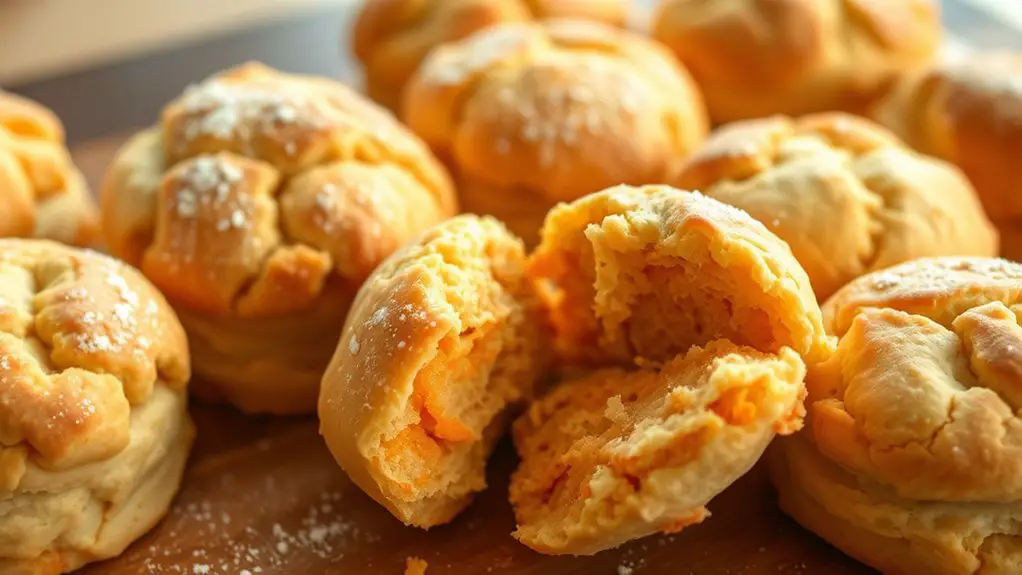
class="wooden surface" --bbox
[69,134,874,575]
[79,407,873,575]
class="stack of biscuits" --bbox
[2,0,1021,573]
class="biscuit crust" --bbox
[874,52,1022,256]
[318,215,547,528]
[774,257,1022,574]
[352,0,627,111]
[675,113,997,301]
[0,239,192,573]
[101,63,456,414]
[404,20,708,246]
[653,0,941,123]
[0,92,99,246]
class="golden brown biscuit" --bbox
[101,62,456,415]
[0,239,192,574]
[652,0,941,123]
[318,215,548,528]
[352,0,627,111]
[874,52,1022,257]
[510,185,830,554]
[674,113,998,301]
[772,257,1022,575]
[404,20,709,246]
[0,91,100,246]
[511,341,806,555]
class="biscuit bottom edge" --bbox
[510,339,807,555]
[770,435,1022,575]
[0,386,196,574]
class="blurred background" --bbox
[2,0,1022,146]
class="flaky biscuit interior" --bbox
[319,215,547,528]
[510,185,827,554]
[527,185,828,367]
[511,341,806,554]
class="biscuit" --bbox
[874,52,1022,258]
[318,215,548,528]
[0,239,192,574]
[404,20,708,246]
[510,185,829,554]
[101,62,456,414]
[511,341,806,555]
[352,0,627,111]
[772,257,1022,575]
[0,91,99,246]
[674,113,998,301]
[653,0,941,123]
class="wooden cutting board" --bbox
[80,405,873,575]
[71,138,875,575]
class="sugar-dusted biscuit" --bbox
[0,239,192,573]
[101,62,456,414]
[404,20,708,246]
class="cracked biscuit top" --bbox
[0,91,100,246]
[674,113,997,302]
[0,239,188,487]
[101,62,457,318]
[809,257,1022,502]
[403,20,708,202]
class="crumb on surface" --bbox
[405,556,428,575]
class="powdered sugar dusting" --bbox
[143,490,373,574]
[421,24,531,86]
[485,55,652,170]
[175,77,323,150]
